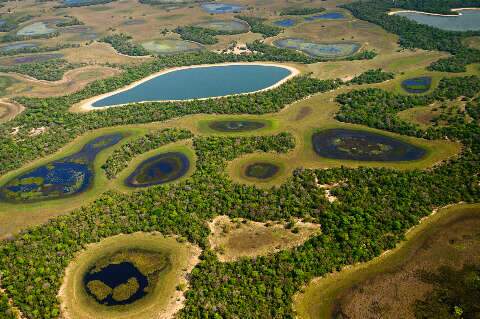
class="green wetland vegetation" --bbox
[0,0,479,318]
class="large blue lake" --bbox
[92,64,292,107]
[395,9,480,31]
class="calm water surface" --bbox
[396,9,480,31]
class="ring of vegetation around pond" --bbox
[125,151,190,187]
[60,232,201,319]
[244,162,280,180]
[273,38,361,58]
[141,39,203,55]
[194,19,250,33]
[304,12,346,21]
[16,21,56,36]
[274,19,297,27]
[401,76,433,94]
[0,133,124,202]
[0,53,63,66]
[311,128,426,162]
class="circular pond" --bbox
[208,120,266,132]
[245,162,280,180]
[274,38,360,58]
[83,249,171,306]
[0,134,123,202]
[201,2,245,14]
[195,19,249,33]
[125,152,190,187]
[311,129,426,162]
[401,76,432,94]
[141,39,203,55]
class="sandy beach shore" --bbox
[388,7,480,17]
[73,62,301,113]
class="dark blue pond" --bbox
[401,76,432,94]
[92,64,292,107]
[305,12,345,21]
[274,19,296,27]
[125,152,190,187]
[84,262,148,306]
[201,2,245,13]
[0,134,123,202]
[245,162,279,179]
[312,129,426,161]
[208,120,266,132]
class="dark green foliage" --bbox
[0,14,33,32]
[341,0,480,72]
[174,26,219,45]
[279,7,325,16]
[0,292,16,319]
[55,16,84,27]
[0,44,79,57]
[0,59,80,81]
[414,264,480,319]
[100,34,149,56]
[102,128,193,179]
[174,24,247,45]
[235,15,282,38]
[466,97,480,120]
[349,69,394,85]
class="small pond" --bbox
[311,129,426,161]
[6,53,63,65]
[141,39,203,55]
[195,19,249,33]
[92,64,292,107]
[17,21,56,36]
[274,38,360,58]
[125,152,190,187]
[274,19,296,27]
[208,120,266,132]
[84,262,148,306]
[304,12,345,21]
[63,0,110,6]
[201,2,245,14]
[0,134,123,202]
[0,42,38,52]
[401,76,432,94]
[394,9,480,32]
[245,162,279,179]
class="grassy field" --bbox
[208,215,321,262]
[293,203,480,319]
[60,232,201,319]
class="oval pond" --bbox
[91,64,293,107]
[401,76,432,94]
[394,9,480,32]
[312,129,426,161]
[125,152,190,187]
[274,38,360,58]
[208,120,266,132]
[245,162,280,180]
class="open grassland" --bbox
[0,99,24,123]
[293,203,480,319]
[208,215,321,262]
[112,140,196,193]
[2,65,122,98]
[464,36,480,50]
[60,232,201,319]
